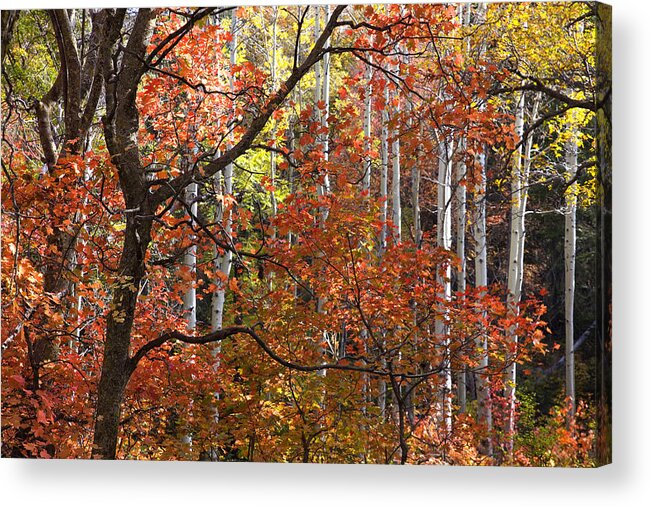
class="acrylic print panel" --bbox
[0,2,611,466]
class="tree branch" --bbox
[50,9,82,149]
[149,4,348,208]
[79,10,108,139]
[492,69,610,113]
[127,323,389,377]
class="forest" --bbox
[1,3,611,465]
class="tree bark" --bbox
[1,10,19,64]
[455,140,467,414]
[269,7,279,240]
[436,139,453,434]
[472,148,493,456]
[92,8,157,459]
[412,127,422,247]
[182,181,198,332]
[212,8,238,334]
[362,62,373,196]
[391,96,401,244]
[377,86,390,419]
[208,9,239,457]
[505,91,539,456]
[470,2,493,455]
[379,87,389,255]
[180,178,198,452]
[564,130,578,418]
[505,91,526,457]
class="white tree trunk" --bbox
[472,148,493,455]
[315,5,330,226]
[379,87,389,255]
[180,179,198,452]
[505,92,539,455]
[413,126,423,247]
[564,130,578,418]
[182,181,198,332]
[454,2,471,415]
[377,88,390,418]
[470,1,493,456]
[320,6,331,169]
[287,117,297,247]
[360,60,373,414]
[212,9,237,335]
[391,102,401,244]
[314,5,331,378]
[210,167,224,333]
[209,11,238,453]
[455,140,467,414]
[72,132,96,348]
[505,91,526,456]
[436,139,453,435]
[269,6,278,241]
[363,62,372,196]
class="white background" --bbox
[1,0,649,505]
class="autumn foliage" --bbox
[1,4,607,465]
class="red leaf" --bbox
[36,409,48,425]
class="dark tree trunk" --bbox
[595,3,612,466]
[91,8,155,459]
[92,214,152,459]
[1,10,20,64]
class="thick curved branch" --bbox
[144,7,221,69]
[34,100,59,168]
[128,323,387,377]
[79,10,108,138]
[118,9,157,106]
[129,321,448,382]
[50,9,82,148]
[33,65,64,169]
[493,69,610,113]
[128,326,251,373]
[1,10,20,64]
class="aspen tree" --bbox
[471,2,492,455]
[564,129,578,418]
[378,86,390,418]
[211,9,238,334]
[436,139,454,435]
[454,2,471,415]
[207,10,238,456]
[269,6,278,240]
[505,91,540,456]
